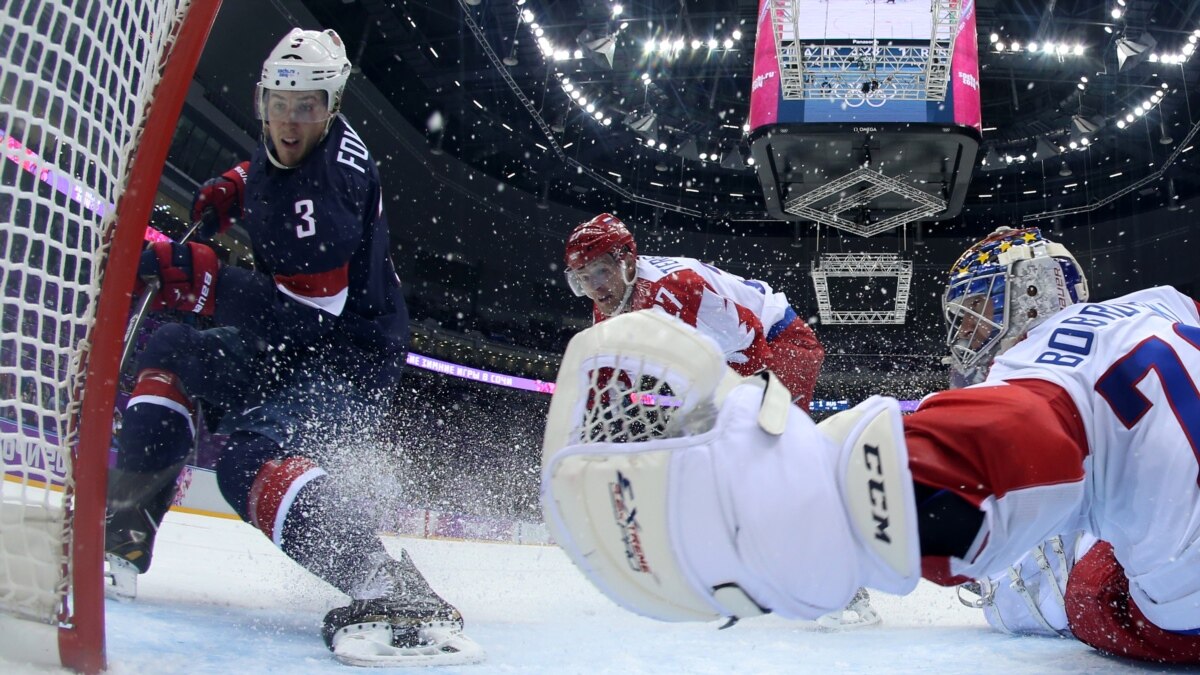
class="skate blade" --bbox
[332,624,485,667]
[104,553,138,601]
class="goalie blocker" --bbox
[540,310,920,623]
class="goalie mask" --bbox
[943,226,1089,374]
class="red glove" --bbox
[138,242,220,316]
[191,161,249,237]
[1066,540,1200,664]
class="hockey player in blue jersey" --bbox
[103,28,482,666]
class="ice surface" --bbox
[1,511,1161,674]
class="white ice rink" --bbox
[1,510,1164,674]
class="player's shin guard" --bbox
[241,455,479,664]
[105,368,196,592]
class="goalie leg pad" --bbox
[817,396,921,595]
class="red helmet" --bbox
[564,213,636,270]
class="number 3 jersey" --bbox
[215,115,408,393]
[907,286,1200,631]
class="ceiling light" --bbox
[707,38,718,49]
[723,38,734,49]
[732,30,742,40]
[1116,34,1157,71]
[1028,42,1039,52]
[1117,119,1127,129]
[1111,8,1122,19]
[691,39,702,49]
[577,30,617,68]
[611,4,623,17]
[1073,44,1085,55]
[521,9,534,22]
[990,33,999,43]
[1059,161,1073,177]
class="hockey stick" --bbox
[118,217,207,375]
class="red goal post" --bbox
[0,1,221,672]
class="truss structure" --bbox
[810,252,914,325]
[783,167,946,237]
[771,0,963,102]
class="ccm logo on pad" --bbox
[861,443,892,545]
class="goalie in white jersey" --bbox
[541,225,1200,664]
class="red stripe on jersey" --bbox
[248,456,319,539]
[274,264,349,299]
[904,378,1089,508]
[131,368,193,413]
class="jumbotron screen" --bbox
[749,0,981,129]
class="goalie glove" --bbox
[540,310,920,626]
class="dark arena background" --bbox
[136,0,1200,526]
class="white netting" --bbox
[0,0,191,627]
[577,363,688,445]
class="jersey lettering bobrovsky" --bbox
[909,286,1200,632]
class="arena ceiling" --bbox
[298,0,1200,238]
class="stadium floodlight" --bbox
[623,110,659,140]
[577,30,617,68]
[1116,33,1157,71]
[1034,137,1060,159]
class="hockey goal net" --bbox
[0,1,220,671]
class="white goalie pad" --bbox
[541,310,874,624]
[817,397,921,595]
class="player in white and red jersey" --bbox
[563,213,824,409]
[541,226,1200,664]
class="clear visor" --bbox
[255,86,332,124]
[565,254,624,298]
[942,271,1006,371]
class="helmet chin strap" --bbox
[611,257,638,315]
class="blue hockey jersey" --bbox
[214,116,408,393]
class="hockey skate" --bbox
[815,588,882,630]
[322,550,484,667]
[103,471,178,600]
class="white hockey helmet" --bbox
[256,28,351,124]
[943,226,1089,373]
